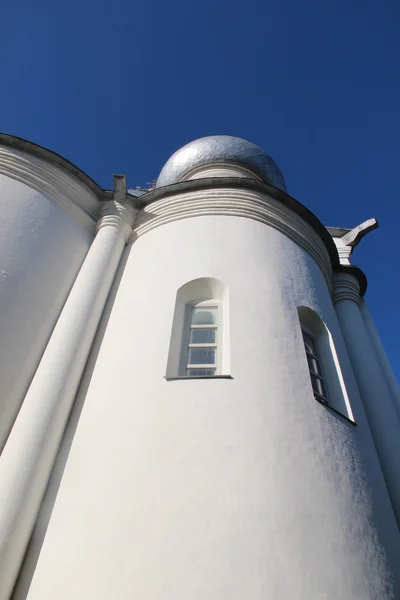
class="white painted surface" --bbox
[0,175,93,450]
[333,274,400,528]
[166,277,230,378]
[331,220,378,267]
[0,201,134,600]
[133,187,333,292]
[22,200,400,599]
[361,300,400,420]
[0,144,99,230]
[332,236,352,265]
[297,306,355,421]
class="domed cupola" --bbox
[156,135,286,192]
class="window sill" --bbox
[315,396,357,426]
[165,375,233,381]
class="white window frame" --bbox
[297,306,356,424]
[302,327,330,406]
[179,300,222,377]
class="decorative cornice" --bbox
[181,163,262,181]
[97,200,136,242]
[335,265,367,297]
[0,144,100,233]
[330,219,378,267]
[133,184,333,291]
[136,178,339,263]
[332,272,361,306]
[0,132,103,197]
[334,243,353,266]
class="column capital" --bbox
[332,272,361,306]
[96,200,136,242]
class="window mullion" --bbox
[310,371,324,380]
[188,343,217,348]
[180,303,221,377]
[303,329,328,404]
[187,364,217,369]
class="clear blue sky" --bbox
[1,0,399,377]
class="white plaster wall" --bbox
[22,209,400,599]
[0,175,93,450]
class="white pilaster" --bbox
[360,300,400,420]
[0,198,135,600]
[333,272,400,528]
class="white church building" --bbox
[0,133,399,599]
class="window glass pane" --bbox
[189,328,216,344]
[307,354,321,376]
[188,347,216,365]
[303,332,317,355]
[310,373,327,398]
[191,307,217,325]
[186,369,216,377]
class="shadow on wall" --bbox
[10,246,132,600]
[128,205,156,244]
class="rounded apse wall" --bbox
[0,145,98,450]
[24,185,400,599]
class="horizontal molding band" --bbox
[332,272,361,306]
[97,201,136,242]
[133,187,333,291]
[182,163,262,181]
[0,145,100,233]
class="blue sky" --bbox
[1,0,399,377]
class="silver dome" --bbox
[156,135,286,191]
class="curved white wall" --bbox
[21,190,400,599]
[0,175,94,450]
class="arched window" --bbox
[184,302,220,376]
[302,328,329,405]
[166,278,230,379]
[298,306,355,423]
